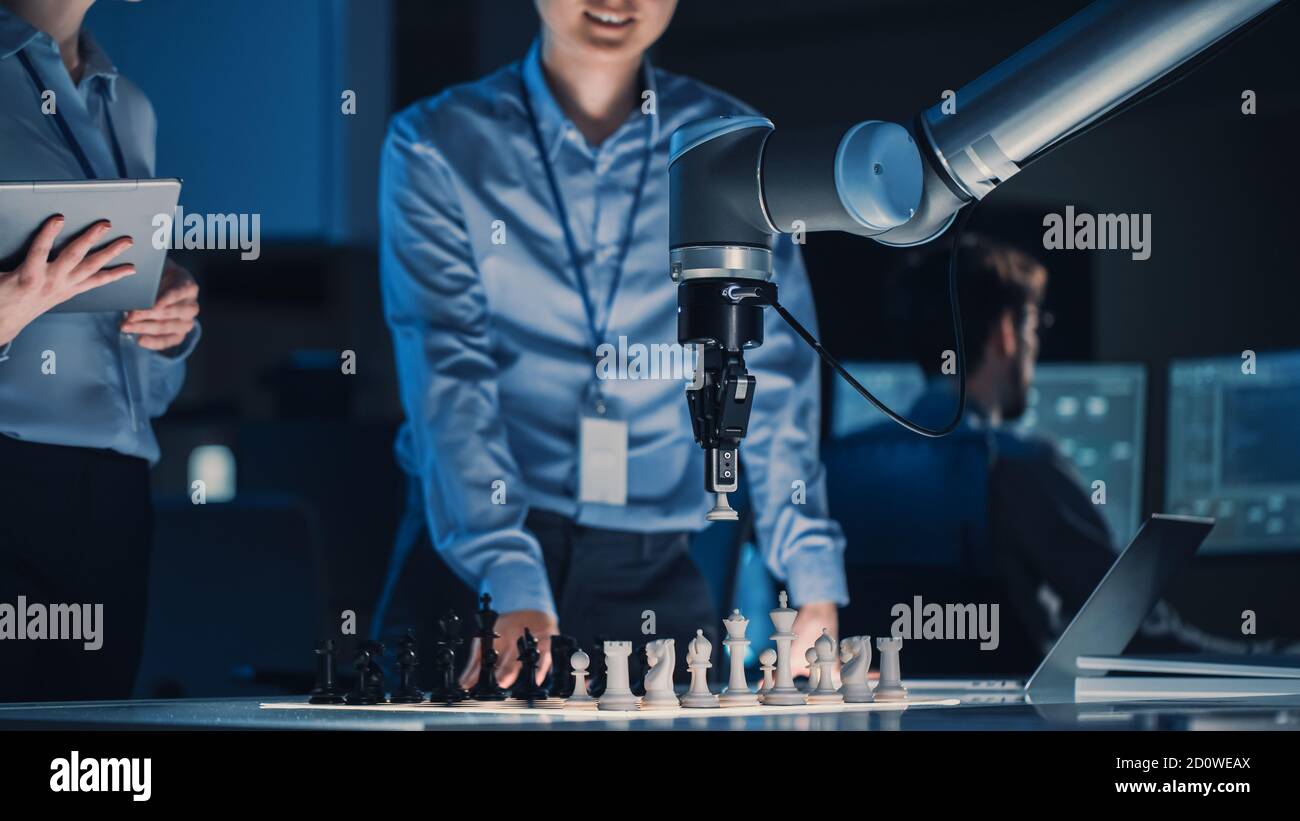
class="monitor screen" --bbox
[829,362,927,439]
[1012,364,1147,546]
[830,361,1145,546]
[1166,350,1300,554]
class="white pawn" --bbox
[805,646,820,690]
[598,640,641,711]
[681,629,719,708]
[641,639,680,709]
[838,636,873,703]
[757,648,777,703]
[874,636,908,701]
[806,629,844,704]
[564,648,598,709]
[719,609,759,707]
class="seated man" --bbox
[832,237,1114,674]
[905,237,1114,648]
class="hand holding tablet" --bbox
[121,259,200,352]
[0,214,135,346]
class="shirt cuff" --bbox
[480,553,557,619]
[783,543,850,608]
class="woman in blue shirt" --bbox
[375,0,846,690]
[0,0,200,701]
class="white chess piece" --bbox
[681,629,720,708]
[806,629,844,704]
[838,636,873,703]
[804,646,819,690]
[642,639,680,709]
[874,636,908,701]
[598,641,641,711]
[564,648,598,709]
[757,648,777,704]
[719,609,759,707]
[763,591,807,706]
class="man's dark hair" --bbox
[886,235,1047,377]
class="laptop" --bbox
[1025,513,1215,699]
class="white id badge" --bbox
[578,390,628,506]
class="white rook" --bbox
[598,641,640,711]
[874,636,908,701]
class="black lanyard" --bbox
[18,50,128,179]
[519,70,653,356]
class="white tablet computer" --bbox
[0,178,182,313]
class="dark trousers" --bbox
[372,484,716,687]
[0,436,153,702]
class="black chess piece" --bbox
[390,632,425,703]
[427,609,468,704]
[586,636,608,698]
[629,639,648,697]
[344,643,381,705]
[365,640,388,702]
[548,635,578,698]
[511,628,549,702]
[308,638,346,704]
[469,593,507,701]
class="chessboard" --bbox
[261,697,959,721]
[295,591,949,721]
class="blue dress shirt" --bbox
[0,10,197,464]
[380,41,846,617]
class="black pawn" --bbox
[390,632,425,703]
[469,593,506,701]
[548,635,578,698]
[511,628,548,702]
[427,610,468,704]
[344,643,380,705]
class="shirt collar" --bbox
[79,30,119,100]
[520,37,659,160]
[0,8,118,100]
[0,6,43,60]
[916,378,991,431]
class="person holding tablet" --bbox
[0,0,201,701]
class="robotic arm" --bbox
[669,0,1281,521]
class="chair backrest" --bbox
[826,422,1046,674]
[134,496,326,698]
[826,421,992,572]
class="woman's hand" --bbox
[0,215,135,346]
[122,259,199,352]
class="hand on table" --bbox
[790,601,838,678]
[0,216,135,345]
[457,609,558,690]
[121,259,199,351]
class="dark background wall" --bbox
[81,0,1300,693]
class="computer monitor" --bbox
[830,361,1146,545]
[829,361,926,439]
[1166,350,1300,554]
[1013,364,1147,546]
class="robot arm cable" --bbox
[752,201,979,439]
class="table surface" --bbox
[2,684,1299,730]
